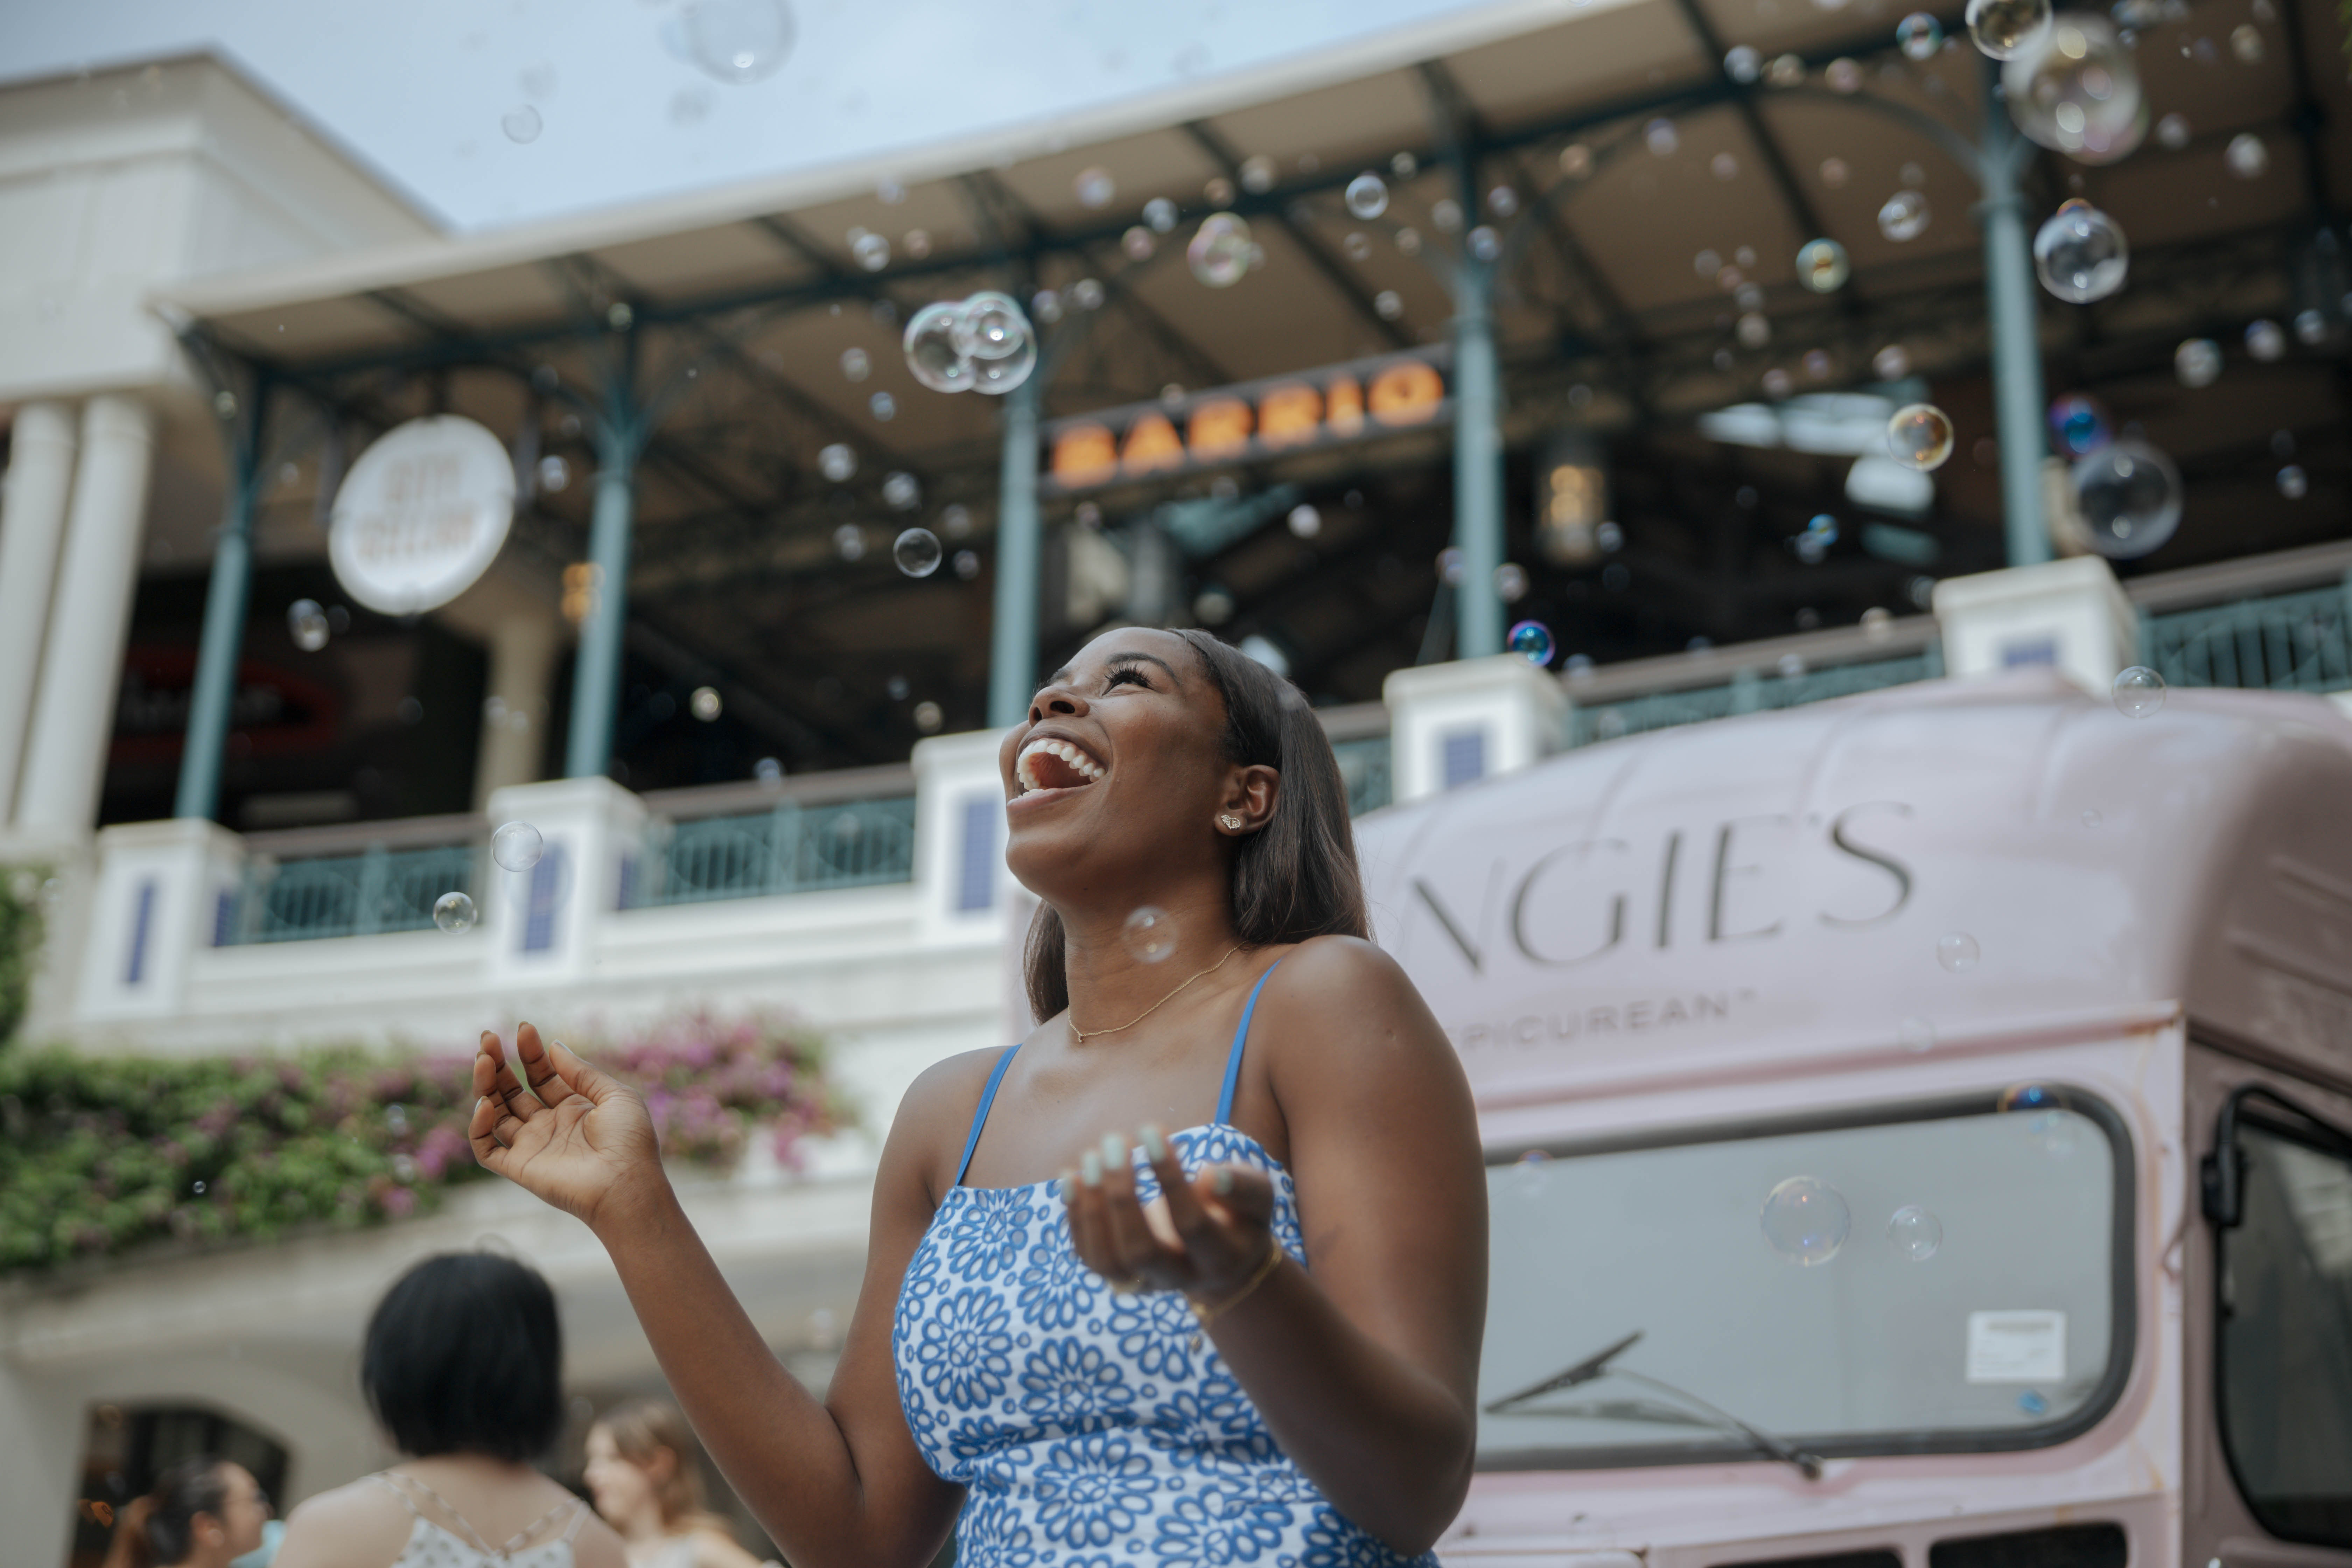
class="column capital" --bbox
[1382,655,1568,804]
[1932,555,2137,693]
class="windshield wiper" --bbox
[1485,1329,1827,1480]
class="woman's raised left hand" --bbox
[1062,1125,1281,1302]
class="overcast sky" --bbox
[1,0,1499,232]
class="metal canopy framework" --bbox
[157,0,2352,807]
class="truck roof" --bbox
[1355,668,2352,1105]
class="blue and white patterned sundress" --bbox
[892,961,1438,1568]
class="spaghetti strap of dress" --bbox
[951,1045,1021,1186]
[1213,958,1283,1126]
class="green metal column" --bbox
[988,376,1043,727]
[1451,255,1506,657]
[1978,68,2053,567]
[565,416,639,778]
[173,382,267,821]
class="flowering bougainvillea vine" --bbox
[0,1009,846,1274]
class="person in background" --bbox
[582,1399,768,1568]
[272,1252,628,1568]
[99,1456,272,1568]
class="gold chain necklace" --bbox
[1069,944,1244,1043]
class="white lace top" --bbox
[373,1473,591,1567]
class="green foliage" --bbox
[0,1009,845,1275]
[0,866,51,1050]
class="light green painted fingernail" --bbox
[1211,1169,1234,1195]
[1102,1132,1127,1165]
[1080,1152,1103,1187]
[1139,1124,1167,1161]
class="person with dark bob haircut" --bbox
[470,627,1487,1568]
[273,1253,628,1568]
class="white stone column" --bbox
[1932,555,2138,694]
[911,728,1015,949]
[0,401,79,825]
[483,776,646,987]
[1382,654,1570,805]
[73,816,246,1023]
[440,565,566,811]
[15,395,156,837]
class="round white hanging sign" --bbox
[328,415,514,614]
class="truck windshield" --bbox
[1479,1096,2127,1469]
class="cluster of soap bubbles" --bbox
[903,292,1037,397]
[1761,1178,1944,1266]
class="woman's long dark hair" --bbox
[135,1456,230,1566]
[1023,628,1367,1021]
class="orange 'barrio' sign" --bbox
[1042,348,1450,493]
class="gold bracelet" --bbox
[1186,1242,1285,1347]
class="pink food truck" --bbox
[1354,668,2352,1568]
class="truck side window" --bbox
[2217,1121,2352,1547]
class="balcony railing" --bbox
[634,796,918,908]
[221,835,479,945]
[2130,542,2352,696]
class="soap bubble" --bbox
[970,335,1038,395]
[893,527,943,577]
[1373,289,1404,320]
[818,445,856,485]
[1820,156,1850,187]
[1188,213,1254,287]
[1238,154,1276,193]
[1430,198,1464,232]
[1143,196,1178,232]
[1074,166,1116,208]
[898,303,974,392]
[2047,392,2112,456]
[882,471,920,510]
[954,551,981,580]
[691,686,722,721]
[1344,173,1389,219]
[1070,278,1105,310]
[288,599,330,652]
[1508,621,1556,666]
[1508,1148,1554,1196]
[1873,344,1913,379]
[1738,312,1771,348]
[1937,931,1981,971]
[1121,226,1155,261]
[492,822,545,873]
[2074,441,2183,558]
[1967,0,2053,58]
[2225,132,2268,178]
[2004,18,2146,163]
[1287,504,1321,538]
[1888,1206,1943,1260]
[1124,905,1176,962]
[1797,239,1850,292]
[2174,337,2222,387]
[1887,404,1955,470]
[1495,563,1528,602]
[1879,189,1931,241]
[682,0,795,84]
[1712,153,1740,180]
[1826,57,1864,91]
[955,292,1029,360]
[2112,664,2166,716]
[1897,13,1945,56]
[1762,368,1794,398]
[1343,232,1373,260]
[2230,22,2264,61]
[1726,44,1763,79]
[2279,464,2309,499]
[432,891,476,933]
[1645,118,1680,156]
[1899,1017,1937,1052]
[2245,318,2285,360]
[1999,1082,2070,1113]
[1030,288,1064,324]
[839,346,870,382]
[1463,225,1497,262]
[2156,111,2191,149]
[1768,52,1807,85]
[1436,546,1464,584]
[2296,309,2328,345]
[869,391,897,420]
[502,105,543,144]
[2033,200,2128,302]
[1760,1177,1850,1265]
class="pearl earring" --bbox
[1217,814,1244,831]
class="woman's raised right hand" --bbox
[469,1024,666,1232]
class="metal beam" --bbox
[173,370,268,822]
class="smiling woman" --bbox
[464,626,1488,1568]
